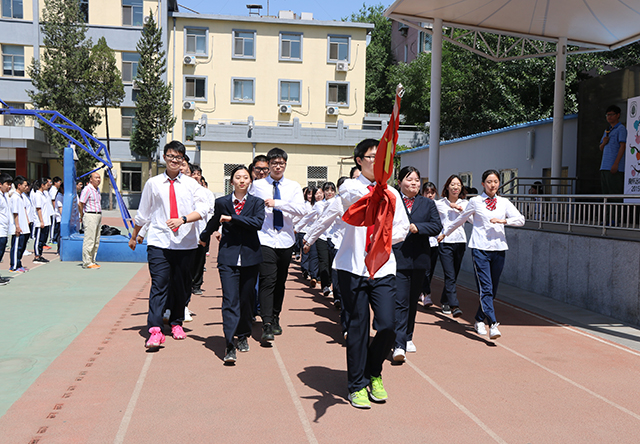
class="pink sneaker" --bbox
[171,324,186,340]
[146,327,165,348]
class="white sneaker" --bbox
[489,323,501,339]
[422,293,433,306]
[184,306,193,322]
[474,321,487,335]
[163,309,171,323]
[393,348,406,362]
[406,340,417,353]
[23,250,33,256]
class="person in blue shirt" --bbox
[599,105,626,195]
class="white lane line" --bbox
[272,343,318,444]
[406,360,508,444]
[496,341,640,421]
[113,354,153,444]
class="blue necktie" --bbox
[273,181,284,230]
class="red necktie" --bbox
[365,185,375,253]
[169,179,179,231]
[403,196,415,212]
[485,196,497,211]
[234,198,245,215]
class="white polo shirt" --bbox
[11,193,31,235]
[0,191,12,237]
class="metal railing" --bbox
[500,176,577,195]
[509,194,640,237]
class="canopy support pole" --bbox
[551,37,567,189]
[428,18,443,187]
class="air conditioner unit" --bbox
[326,106,339,116]
[143,15,151,25]
[335,61,348,72]
[132,80,140,90]
[183,101,196,110]
[279,105,292,114]
[183,55,196,65]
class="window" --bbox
[121,108,136,137]
[122,0,142,26]
[79,0,88,22]
[279,33,302,61]
[500,168,518,194]
[186,28,207,55]
[459,172,472,190]
[184,121,197,143]
[418,31,432,53]
[2,102,24,126]
[231,78,254,103]
[327,82,349,107]
[185,77,206,100]
[279,80,301,105]
[2,45,24,77]
[2,0,23,18]
[224,163,244,194]
[328,35,349,62]
[233,30,256,59]
[121,163,142,192]
[121,52,140,83]
[307,166,328,188]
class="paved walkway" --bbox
[1,240,640,443]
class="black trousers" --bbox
[395,268,425,349]
[219,264,259,347]
[147,246,196,329]
[10,233,28,270]
[191,242,208,293]
[259,245,293,324]
[438,243,466,307]
[422,246,439,295]
[338,270,396,393]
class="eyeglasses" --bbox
[254,167,270,172]
[363,155,376,161]
[605,113,619,117]
[165,154,184,162]
[270,161,286,167]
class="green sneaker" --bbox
[348,387,371,409]
[369,376,388,402]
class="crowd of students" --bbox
[127,139,525,410]
[0,174,63,282]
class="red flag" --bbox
[342,84,404,278]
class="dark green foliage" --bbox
[130,11,175,160]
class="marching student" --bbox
[335,139,409,409]
[0,173,13,284]
[392,167,442,362]
[296,186,320,284]
[199,165,265,364]
[9,176,31,273]
[435,175,470,318]
[439,169,525,339]
[249,147,306,343]
[419,182,439,308]
[129,141,209,349]
[33,178,53,263]
[314,182,337,297]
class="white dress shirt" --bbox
[11,193,30,235]
[333,174,410,278]
[435,197,469,244]
[196,187,216,234]
[293,201,313,232]
[304,196,343,245]
[443,193,525,251]
[135,172,210,250]
[250,175,306,249]
[0,191,12,237]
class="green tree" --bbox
[90,36,125,209]
[346,4,394,114]
[130,11,175,163]
[27,0,101,173]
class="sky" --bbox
[175,0,392,21]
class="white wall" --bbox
[400,116,578,191]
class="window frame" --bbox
[122,0,143,27]
[79,0,88,23]
[121,52,140,83]
[327,34,351,64]
[232,29,256,60]
[279,32,302,62]
[278,79,302,105]
[231,77,255,104]
[183,120,197,144]
[326,81,349,107]
[2,0,23,19]
[121,162,143,192]
[2,44,25,77]
[121,107,136,138]
[185,27,208,56]
[184,75,207,101]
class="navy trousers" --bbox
[219,264,259,347]
[422,246,439,295]
[10,233,28,270]
[0,236,6,277]
[394,268,425,350]
[471,249,506,325]
[191,242,208,294]
[33,225,50,256]
[438,243,466,307]
[146,246,196,329]
[259,245,293,325]
[338,271,396,393]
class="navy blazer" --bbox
[393,194,443,270]
[200,194,265,267]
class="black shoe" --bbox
[0,278,7,286]
[237,336,249,352]
[192,288,203,295]
[452,307,463,318]
[261,323,275,342]
[224,344,237,363]
[34,257,49,263]
[442,304,452,315]
[272,317,282,336]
